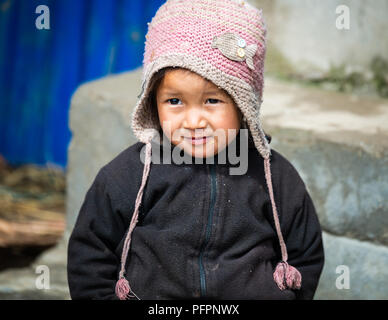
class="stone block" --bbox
[315,232,388,299]
[262,78,388,246]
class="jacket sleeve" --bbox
[285,190,325,300]
[67,167,128,300]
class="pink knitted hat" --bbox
[116,0,302,299]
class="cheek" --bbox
[157,107,166,125]
[157,107,181,141]
[209,108,240,149]
[158,105,172,125]
[156,102,165,122]
[211,107,241,130]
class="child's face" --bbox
[156,69,242,158]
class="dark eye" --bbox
[207,99,220,104]
[167,98,182,105]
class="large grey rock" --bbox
[262,78,388,246]
[66,69,143,237]
[0,240,70,300]
[268,131,388,246]
[315,232,388,300]
[260,77,388,299]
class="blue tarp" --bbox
[0,0,164,168]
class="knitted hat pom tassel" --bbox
[264,157,302,291]
[273,261,302,291]
[115,277,131,300]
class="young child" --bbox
[67,0,324,300]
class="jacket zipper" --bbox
[199,164,217,297]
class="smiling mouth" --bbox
[184,136,212,145]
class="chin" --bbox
[189,148,216,159]
[175,139,219,160]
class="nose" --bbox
[182,106,207,130]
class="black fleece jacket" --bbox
[67,134,324,300]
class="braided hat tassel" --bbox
[115,142,153,300]
[264,157,302,290]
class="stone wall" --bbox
[66,71,142,238]
[261,78,388,299]
[252,0,388,79]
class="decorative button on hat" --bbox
[237,47,246,58]
[237,38,246,48]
